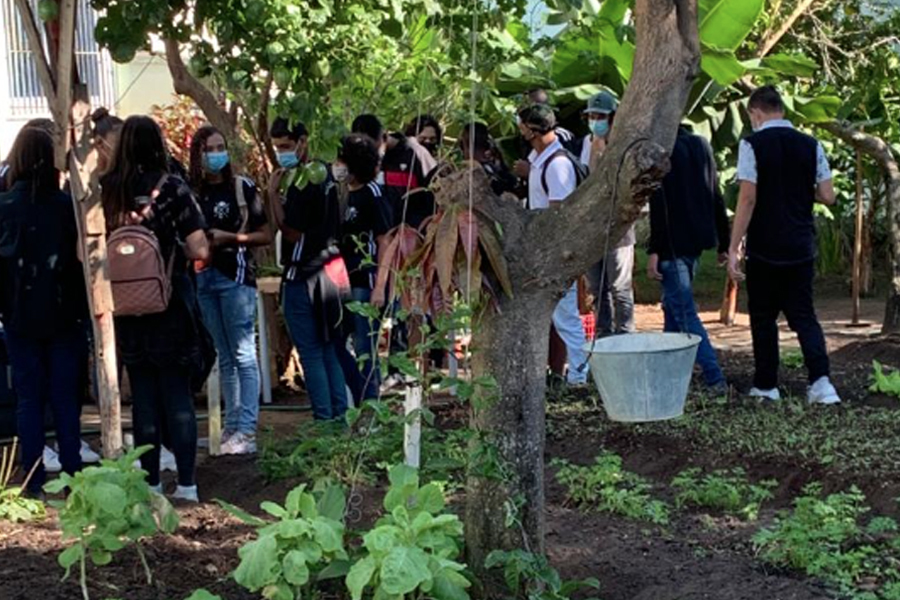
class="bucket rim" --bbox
[582,332,702,356]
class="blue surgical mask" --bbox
[277,151,300,169]
[590,119,610,139]
[203,151,229,174]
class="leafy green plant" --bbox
[220,482,350,600]
[753,483,900,597]
[552,453,670,524]
[346,464,471,600]
[183,591,223,600]
[780,350,805,370]
[870,361,900,400]
[45,446,179,600]
[0,438,45,523]
[484,549,600,600]
[671,468,776,521]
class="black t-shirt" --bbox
[382,135,430,227]
[340,182,393,290]
[0,181,88,339]
[197,177,267,287]
[282,175,341,282]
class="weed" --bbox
[671,468,776,521]
[46,446,179,600]
[781,350,805,370]
[0,438,45,523]
[753,483,900,598]
[484,549,600,600]
[220,482,350,600]
[871,361,900,400]
[552,453,670,524]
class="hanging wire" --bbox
[465,0,479,307]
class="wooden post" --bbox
[720,279,738,326]
[852,149,864,325]
[207,360,222,456]
[403,384,422,468]
[447,330,458,397]
[257,289,273,404]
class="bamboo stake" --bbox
[852,148,864,325]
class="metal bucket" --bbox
[583,333,701,423]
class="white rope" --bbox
[465,0,479,307]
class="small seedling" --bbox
[0,438,45,523]
[672,468,776,521]
[485,549,600,600]
[870,361,900,400]
[781,350,805,370]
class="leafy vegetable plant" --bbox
[552,453,670,524]
[870,361,900,400]
[671,468,776,521]
[753,483,900,597]
[484,549,600,600]
[346,464,471,600]
[0,438,45,523]
[45,446,179,600]
[220,482,350,600]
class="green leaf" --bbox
[44,478,69,494]
[388,465,419,493]
[318,558,352,581]
[184,591,223,600]
[317,485,346,522]
[260,501,288,519]
[88,481,128,515]
[363,526,401,555]
[413,484,445,514]
[700,46,745,86]
[234,536,280,591]
[431,571,472,600]
[699,0,764,52]
[312,519,344,553]
[91,549,113,566]
[58,544,83,574]
[794,95,842,123]
[216,500,267,527]
[379,546,432,596]
[347,556,377,600]
[760,54,818,78]
[151,491,179,533]
[282,550,311,586]
[262,582,293,600]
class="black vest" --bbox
[745,126,819,265]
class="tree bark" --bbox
[818,122,900,334]
[465,0,701,574]
[163,37,237,139]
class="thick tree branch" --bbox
[257,72,277,167]
[523,0,701,292]
[164,37,237,136]
[758,0,818,57]
[13,0,57,112]
[56,0,76,167]
[818,121,900,334]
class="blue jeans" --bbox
[551,284,589,384]
[659,257,725,387]
[283,280,348,420]
[197,268,261,436]
[7,329,85,493]
[347,287,381,401]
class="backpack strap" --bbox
[234,176,250,233]
[541,149,584,197]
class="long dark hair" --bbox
[7,127,59,197]
[338,134,379,185]
[188,125,232,190]
[102,115,168,228]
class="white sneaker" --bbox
[150,483,163,494]
[172,485,198,503]
[808,376,841,405]
[160,447,178,472]
[221,433,257,455]
[80,440,101,464]
[43,446,62,473]
[749,387,782,402]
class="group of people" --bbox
[0,83,841,501]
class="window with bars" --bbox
[2,0,116,116]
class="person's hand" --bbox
[728,248,745,283]
[513,159,530,179]
[125,204,153,226]
[647,253,663,281]
[591,135,607,155]
[717,252,729,267]
[370,287,386,309]
[207,229,234,248]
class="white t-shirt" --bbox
[528,139,577,210]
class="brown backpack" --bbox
[108,177,176,317]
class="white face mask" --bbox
[332,164,349,183]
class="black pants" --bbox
[746,259,829,390]
[127,363,197,487]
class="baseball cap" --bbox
[584,91,619,115]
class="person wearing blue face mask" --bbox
[580,91,637,337]
[189,125,273,455]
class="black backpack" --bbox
[541,148,589,197]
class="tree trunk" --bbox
[464,0,700,576]
[818,123,900,334]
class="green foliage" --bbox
[753,484,900,598]
[871,361,900,400]
[0,438,45,523]
[220,482,349,600]
[552,453,670,524]
[671,468,776,521]
[780,350,805,370]
[183,591,223,600]
[45,446,178,599]
[346,465,470,600]
[484,549,600,600]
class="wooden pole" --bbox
[257,289,273,404]
[852,148,864,325]
[403,384,422,468]
[207,360,222,456]
[719,279,738,326]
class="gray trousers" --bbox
[587,245,636,336]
